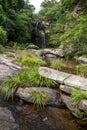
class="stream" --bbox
[0,52,87,130]
[0,91,87,130]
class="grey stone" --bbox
[60,85,74,94]
[16,87,63,107]
[0,54,22,84]
[79,100,87,113]
[64,75,87,91]
[78,56,87,64]
[0,107,19,130]
[25,44,39,50]
[61,95,82,118]
[31,49,42,56]
[39,67,71,84]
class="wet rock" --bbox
[61,95,82,118]
[0,107,19,130]
[39,67,71,84]
[64,75,87,91]
[25,44,39,50]
[78,57,87,64]
[79,100,87,113]
[16,87,63,107]
[60,85,74,95]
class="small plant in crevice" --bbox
[71,87,87,105]
[75,64,87,77]
[30,91,49,109]
[50,60,66,70]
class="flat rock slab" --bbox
[0,107,19,130]
[79,100,87,113]
[16,87,63,107]
[39,67,71,84]
[64,75,87,91]
[60,85,74,95]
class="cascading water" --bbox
[40,30,46,48]
[31,21,46,48]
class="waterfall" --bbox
[40,30,46,48]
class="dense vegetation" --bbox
[38,0,87,56]
[0,0,34,46]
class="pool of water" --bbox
[0,95,87,130]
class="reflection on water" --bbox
[0,95,87,130]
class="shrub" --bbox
[50,60,66,70]
[18,67,56,87]
[30,91,49,109]
[71,87,87,105]
[75,64,87,77]
[21,56,46,67]
[0,44,5,53]
[0,76,20,99]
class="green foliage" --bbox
[21,56,46,67]
[0,76,20,99]
[71,87,87,105]
[18,67,56,87]
[75,64,87,77]
[0,26,7,45]
[50,60,66,70]
[30,91,49,109]
[0,44,5,53]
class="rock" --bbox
[31,49,42,56]
[25,44,39,50]
[42,48,64,57]
[44,53,57,58]
[60,85,74,95]
[79,100,87,113]
[16,87,63,107]
[61,95,82,118]
[0,107,19,130]
[78,57,87,64]
[64,75,87,91]
[0,54,22,84]
[39,67,71,84]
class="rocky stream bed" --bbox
[0,46,87,130]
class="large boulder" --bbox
[64,75,87,91]
[0,107,19,130]
[16,87,64,107]
[39,67,71,84]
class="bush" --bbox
[50,60,66,70]
[75,64,87,77]
[71,87,87,105]
[0,26,7,45]
[21,56,46,67]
